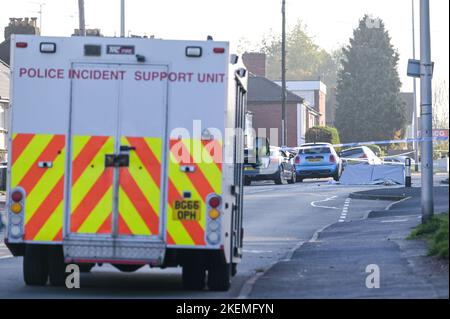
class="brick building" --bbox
[276,80,327,126]
[243,52,320,147]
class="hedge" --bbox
[305,126,341,146]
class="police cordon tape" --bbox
[332,136,448,149]
[284,136,448,150]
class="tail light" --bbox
[11,191,23,202]
[359,154,368,159]
[16,42,28,48]
[208,196,221,208]
[213,47,225,54]
[207,194,222,245]
[270,157,278,164]
[329,155,336,163]
[295,156,301,164]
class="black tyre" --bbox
[23,245,49,286]
[274,167,285,185]
[112,264,143,272]
[231,263,238,277]
[48,246,66,286]
[296,176,304,183]
[78,263,95,273]
[287,170,296,184]
[208,258,231,291]
[182,262,206,290]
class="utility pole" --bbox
[78,0,86,36]
[419,0,434,222]
[281,0,287,147]
[412,0,420,172]
[121,0,125,37]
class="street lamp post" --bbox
[419,0,434,222]
[121,0,125,37]
[412,0,419,172]
[281,0,287,147]
[78,0,86,36]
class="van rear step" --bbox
[63,238,165,266]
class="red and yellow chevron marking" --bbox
[70,136,114,234]
[167,139,222,246]
[118,137,162,236]
[11,133,66,242]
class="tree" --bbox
[334,15,407,144]
[239,20,339,88]
[432,80,449,129]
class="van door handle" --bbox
[120,145,136,152]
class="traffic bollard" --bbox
[405,157,412,187]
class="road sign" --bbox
[418,129,449,138]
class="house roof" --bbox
[247,74,304,105]
[275,80,327,94]
[0,59,10,101]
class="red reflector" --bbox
[295,156,301,164]
[213,47,225,54]
[208,196,221,208]
[16,42,28,48]
[11,191,23,202]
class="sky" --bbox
[0,0,449,92]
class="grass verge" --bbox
[408,213,449,259]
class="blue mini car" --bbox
[294,143,342,182]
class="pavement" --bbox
[248,185,449,299]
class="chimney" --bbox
[242,52,266,77]
[4,17,40,41]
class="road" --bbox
[0,176,400,298]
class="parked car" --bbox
[294,144,342,182]
[339,146,383,166]
[244,147,296,185]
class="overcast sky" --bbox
[1,0,448,92]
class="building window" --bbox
[0,106,5,131]
[309,113,316,128]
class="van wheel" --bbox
[231,263,238,277]
[78,263,95,273]
[23,245,49,286]
[48,246,67,286]
[112,264,143,272]
[182,261,206,290]
[208,258,231,291]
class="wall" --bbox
[247,102,299,147]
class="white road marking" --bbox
[381,219,409,223]
[384,196,412,210]
[338,198,351,222]
[311,196,339,210]
[243,249,273,254]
